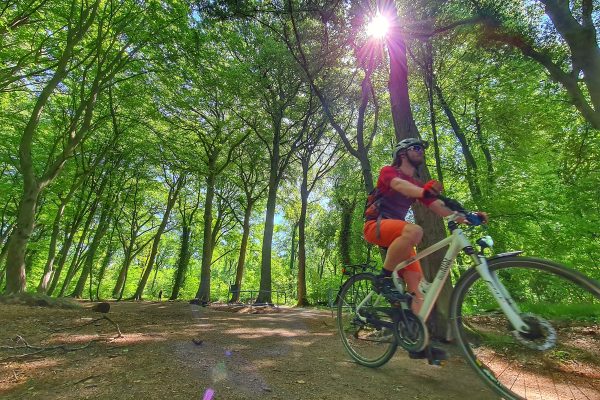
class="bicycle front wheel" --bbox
[336,273,397,368]
[451,256,600,400]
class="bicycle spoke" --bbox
[336,273,397,368]
[452,257,600,400]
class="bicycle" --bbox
[336,196,600,400]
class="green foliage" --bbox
[0,0,598,313]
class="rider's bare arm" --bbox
[428,200,462,219]
[429,200,489,224]
[390,177,427,198]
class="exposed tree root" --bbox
[0,316,123,363]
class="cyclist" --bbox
[363,137,487,359]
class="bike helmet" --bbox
[392,138,429,160]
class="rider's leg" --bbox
[382,225,427,313]
[365,220,426,311]
[402,268,424,314]
[382,223,423,273]
[364,220,446,362]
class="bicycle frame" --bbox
[386,222,531,333]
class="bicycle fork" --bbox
[474,257,530,333]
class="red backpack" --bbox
[364,188,384,239]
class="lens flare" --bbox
[366,14,389,39]
[210,361,228,383]
[202,388,215,400]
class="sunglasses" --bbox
[407,144,425,152]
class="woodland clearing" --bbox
[0,301,496,400]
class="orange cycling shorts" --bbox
[363,219,422,275]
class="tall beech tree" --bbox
[295,123,341,306]
[224,22,314,304]
[133,170,185,300]
[382,0,460,337]
[225,146,268,303]
[170,178,202,300]
[112,174,158,299]
[4,0,155,294]
[283,0,383,194]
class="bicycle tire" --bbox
[336,273,397,368]
[450,256,600,400]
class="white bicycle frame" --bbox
[356,214,531,333]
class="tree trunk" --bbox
[424,41,443,183]
[4,181,40,294]
[230,206,252,303]
[150,260,160,294]
[72,203,111,298]
[296,171,309,307]
[338,199,354,266]
[170,224,191,300]
[37,198,67,293]
[57,238,87,297]
[387,16,419,141]
[116,258,131,301]
[289,221,298,271]
[134,176,183,300]
[434,84,481,202]
[318,252,325,279]
[195,170,216,302]
[386,3,452,339]
[257,162,279,305]
[57,196,99,297]
[0,227,13,288]
[47,219,78,296]
[473,75,494,184]
[0,266,5,291]
[112,249,133,298]
[47,184,95,296]
[96,243,114,301]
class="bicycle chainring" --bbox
[393,310,428,352]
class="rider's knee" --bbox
[403,224,423,244]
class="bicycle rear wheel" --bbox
[451,256,600,400]
[336,273,397,368]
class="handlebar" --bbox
[437,194,485,226]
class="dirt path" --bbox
[0,301,495,399]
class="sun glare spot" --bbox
[366,14,389,39]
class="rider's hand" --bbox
[474,211,489,224]
[455,214,468,224]
[422,180,443,198]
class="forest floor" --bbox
[0,300,499,400]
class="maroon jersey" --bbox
[375,166,436,220]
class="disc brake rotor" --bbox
[512,313,557,351]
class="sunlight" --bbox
[366,13,389,39]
